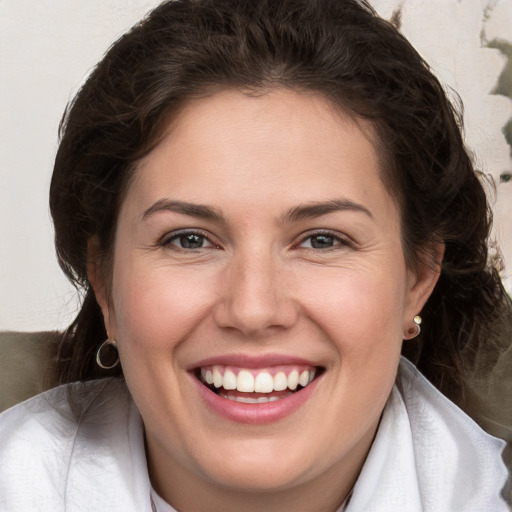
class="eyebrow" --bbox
[141,199,226,223]
[280,198,373,223]
[141,197,373,224]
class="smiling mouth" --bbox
[195,365,322,404]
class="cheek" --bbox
[109,261,218,353]
[298,265,407,350]
[295,262,407,413]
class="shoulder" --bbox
[396,358,509,510]
[0,378,136,510]
[0,377,130,439]
[397,357,505,452]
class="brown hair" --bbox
[50,0,508,403]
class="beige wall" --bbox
[1,0,511,331]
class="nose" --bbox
[213,248,298,336]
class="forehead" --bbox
[124,89,398,224]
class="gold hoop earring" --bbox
[405,315,422,340]
[96,338,120,369]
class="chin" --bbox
[200,456,313,493]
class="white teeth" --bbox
[287,370,299,390]
[220,394,286,404]
[213,367,223,388]
[201,366,318,394]
[223,369,237,390]
[237,370,255,392]
[273,372,288,391]
[254,372,274,393]
[299,370,310,387]
[236,395,255,403]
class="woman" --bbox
[0,0,509,510]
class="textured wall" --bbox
[1,0,511,331]
[373,0,512,294]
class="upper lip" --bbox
[189,353,320,370]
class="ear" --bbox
[87,236,117,339]
[403,242,445,333]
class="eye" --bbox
[163,231,215,250]
[297,231,349,250]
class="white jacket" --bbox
[0,359,508,511]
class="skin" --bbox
[89,89,441,511]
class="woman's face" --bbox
[91,89,439,506]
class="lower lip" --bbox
[191,373,320,424]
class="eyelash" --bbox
[160,230,217,251]
[160,229,352,252]
[295,230,352,251]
